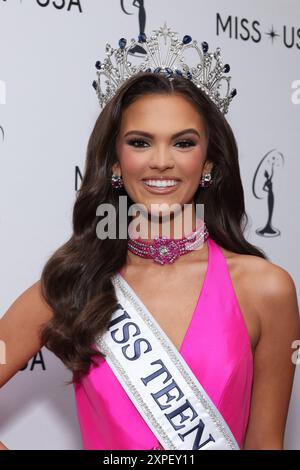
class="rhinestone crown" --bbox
[92,22,237,115]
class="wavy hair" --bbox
[40,72,268,383]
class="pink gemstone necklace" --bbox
[127,220,209,265]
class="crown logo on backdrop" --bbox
[92,22,237,115]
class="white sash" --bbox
[95,273,240,451]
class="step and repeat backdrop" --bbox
[0,0,299,450]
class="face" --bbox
[114,93,212,217]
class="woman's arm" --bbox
[0,280,54,450]
[243,265,300,450]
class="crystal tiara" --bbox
[92,22,237,115]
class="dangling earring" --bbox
[199,173,213,188]
[111,173,124,190]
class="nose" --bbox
[148,145,175,171]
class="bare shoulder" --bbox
[229,249,296,300]
[0,280,54,388]
[220,246,299,329]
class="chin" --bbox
[146,202,184,219]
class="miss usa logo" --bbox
[34,0,82,11]
[1,0,83,12]
[252,149,284,238]
[216,13,300,50]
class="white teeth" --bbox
[144,180,179,187]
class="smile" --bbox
[142,179,180,194]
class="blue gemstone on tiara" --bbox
[154,67,162,73]
[138,33,147,43]
[201,41,209,53]
[223,64,230,73]
[175,69,183,76]
[187,71,192,80]
[182,35,192,44]
[118,38,127,49]
[95,61,102,70]
[230,88,237,97]
[165,70,173,78]
[92,80,98,90]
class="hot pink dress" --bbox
[73,237,253,450]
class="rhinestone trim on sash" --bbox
[100,340,175,450]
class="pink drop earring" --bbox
[199,172,213,188]
[111,173,124,190]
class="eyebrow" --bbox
[123,128,201,139]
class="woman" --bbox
[0,71,299,451]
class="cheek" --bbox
[119,148,146,176]
[176,149,205,177]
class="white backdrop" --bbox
[0,0,299,450]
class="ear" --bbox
[203,161,214,174]
[112,162,121,175]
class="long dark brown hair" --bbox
[40,72,268,383]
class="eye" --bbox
[127,139,196,148]
[127,139,149,148]
[175,140,196,148]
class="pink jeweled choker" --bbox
[127,220,209,265]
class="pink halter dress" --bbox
[73,237,253,450]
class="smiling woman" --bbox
[1,47,299,451]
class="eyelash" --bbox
[126,139,196,149]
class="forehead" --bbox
[120,93,206,132]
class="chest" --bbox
[119,261,209,352]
